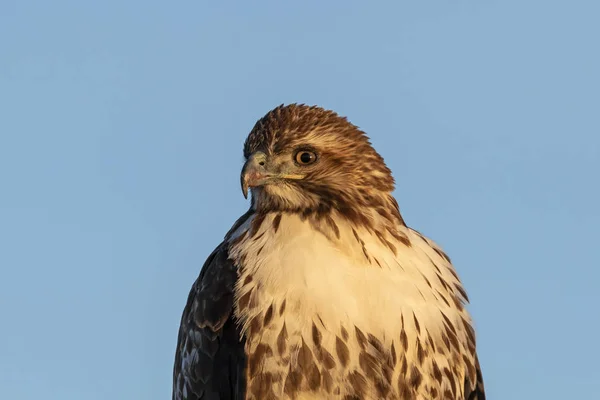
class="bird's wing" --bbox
[465,355,486,400]
[172,242,246,400]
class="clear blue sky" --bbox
[1,1,598,399]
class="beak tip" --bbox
[241,151,268,200]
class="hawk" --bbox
[173,104,485,400]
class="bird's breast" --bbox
[227,213,475,399]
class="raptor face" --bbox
[241,105,399,227]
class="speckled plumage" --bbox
[173,104,485,400]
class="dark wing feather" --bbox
[172,242,246,400]
[465,355,486,400]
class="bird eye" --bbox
[294,150,317,165]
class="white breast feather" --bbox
[231,213,467,333]
[229,213,473,399]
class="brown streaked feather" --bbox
[465,355,486,400]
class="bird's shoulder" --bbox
[173,211,254,400]
[465,355,486,400]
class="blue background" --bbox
[1,1,598,399]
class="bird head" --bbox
[241,104,401,227]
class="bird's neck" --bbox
[246,191,405,243]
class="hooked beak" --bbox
[241,151,269,199]
[240,151,306,199]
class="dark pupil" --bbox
[300,152,313,163]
